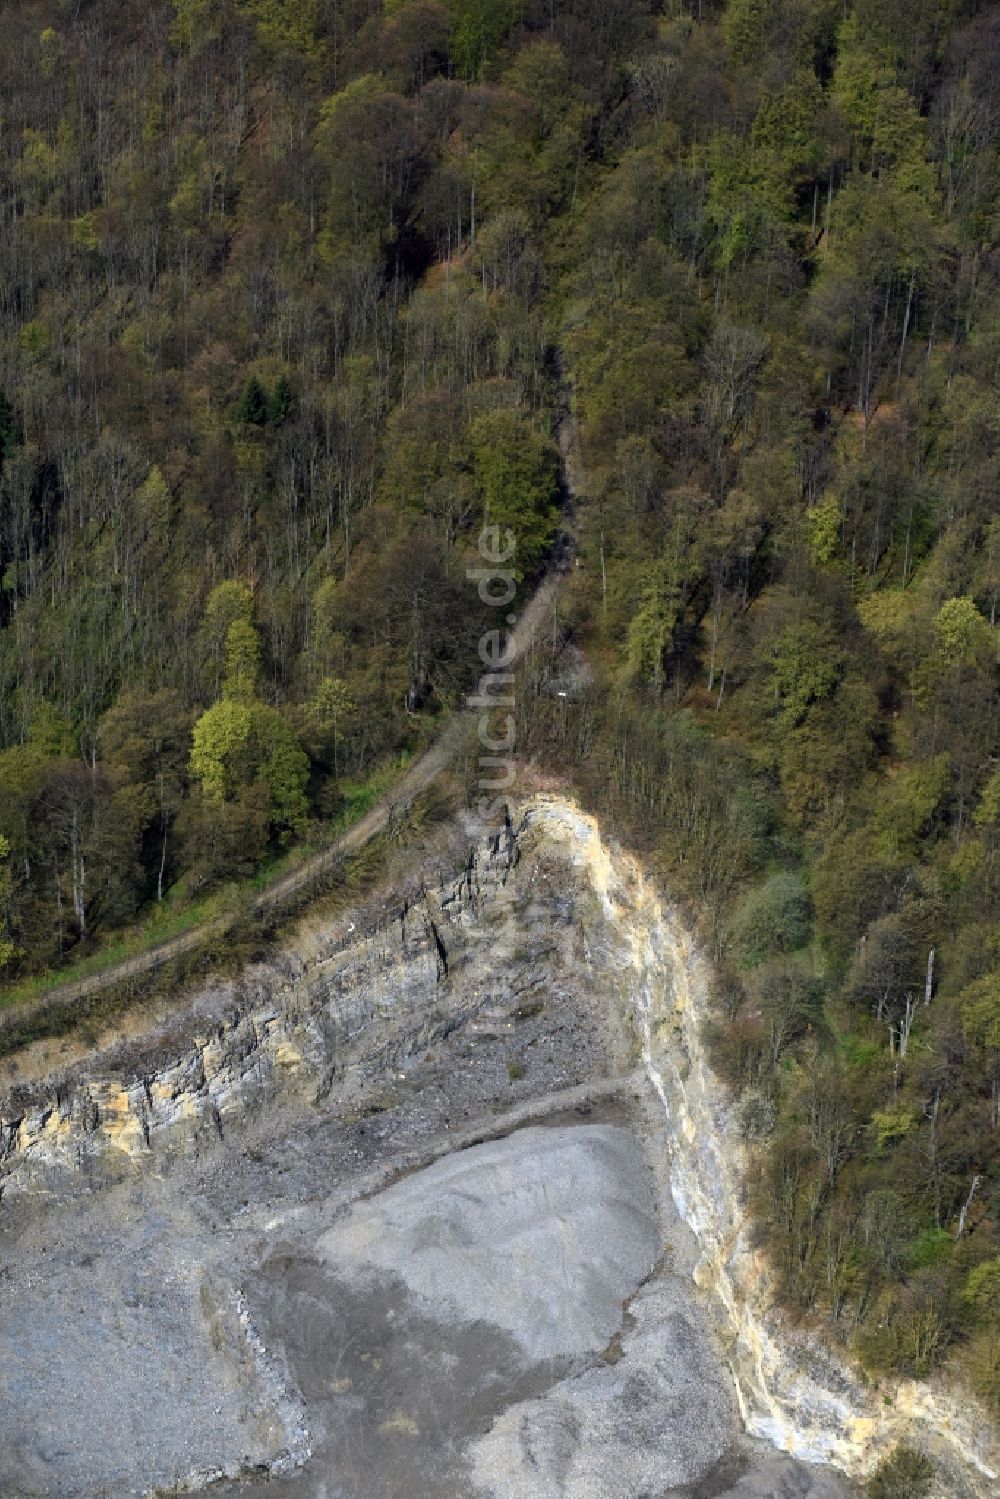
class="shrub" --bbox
[859,1270,957,1378]
[737,1088,777,1141]
[963,1255,1000,1323]
[906,1227,952,1271]
[728,872,813,967]
[865,1445,934,1499]
[966,1326,1000,1412]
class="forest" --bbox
[0,0,998,1419]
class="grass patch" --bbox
[336,760,406,827]
[0,890,229,1011]
[836,1030,883,1075]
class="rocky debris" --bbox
[715,1459,862,1498]
[469,1277,736,1498]
[0,1190,309,1498]
[317,1125,660,1363]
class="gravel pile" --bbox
[317,1125,660,1362]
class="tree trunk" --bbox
[70,808,86,936]
[158,821,168,903]
[895,277,914,393]
[707,577,722,693]
[955,1174,982,1239]
[898,993,918,1058]
[925,1090,942,1229]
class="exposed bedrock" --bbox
[0,816,529,1196]
[0,796,994,1497]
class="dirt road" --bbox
[0,417,582,1030]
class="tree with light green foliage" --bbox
[873,754,950,861]
[204,582,256,698]
[806,493,841,565]
[763,619,844,728]
[236,0,319,54]
[191,585,307,834]
[309,677,355,774]
[205,581,254,637]
[857,589,917,651]
[964,1256,1000,1323]
[832,16,933,185]
[189,699,307,833]
[932,596,995,669]
[627,574,680,691]
[190,699,255,804]
[960,972,1000,1051]
[252,705,310,830]
[975,767,1000,829]
[468,409,557,577]
[222,617,262,703]
[170,0,218,52]
[136,465,171,538]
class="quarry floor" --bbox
[0,964,858,1499]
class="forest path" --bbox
[0,413,584,1033]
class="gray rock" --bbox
[0,1198,306,1497]
[317,1125,661,1362]
[0,803,866,1499]
[717,1454,859,1497]
[468,1279,736,1497]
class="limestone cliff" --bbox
[531,798,1000,1498]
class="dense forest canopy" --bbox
[0,0,999,1416]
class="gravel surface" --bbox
[317,1125,660,1362]
[0,1187,307,1497]
[468,1276,736,1498]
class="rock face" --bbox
[0,818,527,1197]
[0,796,994,1497]
[530,797,1000,1497]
